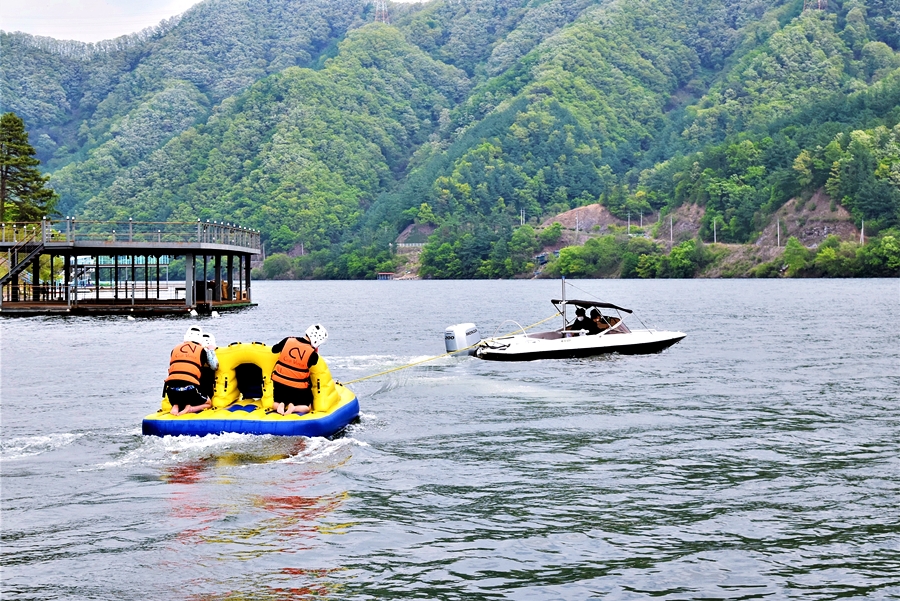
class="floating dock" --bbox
[1,219,261,316]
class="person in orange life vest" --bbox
[270,324,328,416]
[164,326,219,416]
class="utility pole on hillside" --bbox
[374,0,389,23]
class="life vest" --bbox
[271,338,314,389]
[166,341,203,386]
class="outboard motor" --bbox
[445,323,481,356]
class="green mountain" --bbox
[2,0,898,278]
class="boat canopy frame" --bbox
[551,299,633,314]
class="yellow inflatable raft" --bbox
[142,342,359,437]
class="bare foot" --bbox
[276,403,285,416]
[170,406,179,416]
[286,403,295,414]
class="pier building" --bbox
[0,219,261,316]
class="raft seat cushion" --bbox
[228,404,258,412]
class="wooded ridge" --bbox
[2,0,898,278]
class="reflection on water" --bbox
[160,439,310,481]
[163,460,211,485]
[153,444,353,600]
[184,567,345,601]
[1,280,898,600]
[216,502,348,596]
[153,436,351,599]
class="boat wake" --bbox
[327,354,409,372]
[97,429,369,470]
[0,432,83,461]
[280,434,367,466]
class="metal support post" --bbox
[32,257,40,301]
[227,254,234,301]
[64,255,71,304]
[245,253,252,302]
[184,253,194,308]
[214,254,222,301]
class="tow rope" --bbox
[340,312,562,385]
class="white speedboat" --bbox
[444,283,685,362]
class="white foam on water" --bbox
[279,435,367,466]
[96,431,270,469]
[0,432,83,461]
[408,354,440,364]
[95,428,372,470]
[326,354,399,371]
[328,354,454,372]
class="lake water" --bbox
[2,279,898,600]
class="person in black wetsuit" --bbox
[566,307,591,334]
[590,309,612,334]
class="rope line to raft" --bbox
[340,312,562,385]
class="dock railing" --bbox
[0,219,261,249]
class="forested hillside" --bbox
[2,0,898,278]
[2,0,371,214]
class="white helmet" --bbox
[305,324,328,348]
[183,326,204,344]
[200,332,216,350]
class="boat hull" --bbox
[142,395,360,438]
[476,331,685,361]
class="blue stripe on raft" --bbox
[142,398,360,438]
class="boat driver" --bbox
[566,307,591,334]
[270,324,327,416]
[591,309,619,334]
[164,326,219,416]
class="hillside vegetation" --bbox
[2,0,898,278]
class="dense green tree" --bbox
[824,125,900,229]
[858,230,900,275]
[262,254,294,279]
[749,229,899,278]
[539,222,563,245]
[0,112,58,221]
[781,236,811,276]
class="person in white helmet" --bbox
[270,324,327,416]
[163,326,219,416]
[198,331,219,399]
